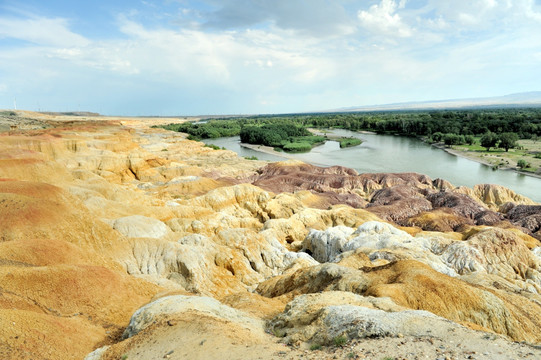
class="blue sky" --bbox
[1,0,540,115]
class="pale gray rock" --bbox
[344,221,430,253]
[269,292,475,346]
[123,295,264,339]
[83,346,109,360]
[301,221,458,277]
[112,215,170,238]
[441,242,486,275]
[301,225,354,262]
[125,230,317,294]
[533,247,541,262]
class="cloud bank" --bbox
[0,0,540,114]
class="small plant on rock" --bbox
[310,343,322,350]
[333,335,347,347]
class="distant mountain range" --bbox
[335,91,541,112]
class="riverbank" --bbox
[243,133,541,181]
[432,142,541,180]
[240,143,295,160]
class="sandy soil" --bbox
[98,319,541,360]
[240,143,293,160]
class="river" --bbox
[203,129,541,202]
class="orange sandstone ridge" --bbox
[1,111,541,360]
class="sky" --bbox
[0,0,540,115]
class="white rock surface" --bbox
[270,292,475,345]
[123,295,264,339]
[112,215,170,238]
[302,221,458,276]
[533,247,541,262]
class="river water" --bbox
[203,129,541,202]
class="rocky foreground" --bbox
[2,112,541,360]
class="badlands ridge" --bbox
[1,111,541,359]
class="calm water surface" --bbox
[203,129,541,202]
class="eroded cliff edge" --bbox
[2,112,541,360]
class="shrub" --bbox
[517,159,530,169]
[333,335,347,347]
[339,137,362,148]
[204,143,222,150]
[310,343,322,350]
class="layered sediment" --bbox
[2,111,541,360]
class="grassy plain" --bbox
[445,138,541,175]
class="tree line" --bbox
[155,108,541,152]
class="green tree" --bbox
[480,131,498,151]
[464,135,475,145]
[431,132,444,142]
[443,133,465,146]
[497,132,519,152]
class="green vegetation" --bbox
[339,137,362,148]
[498,132,519,152]
[154,108,541,169]
[204,143,226,150]
[517,159,530,169]
[239,122,324,152]
[158,108,541,141]
[443,133,465,146]
[480,131,498,151]
[309,343,322,350]
[333,335,348,347]
[157,120,241,139]
[282,141,312,152]
[244,155,258,160]
[0,111,16,116]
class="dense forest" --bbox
[156,108,541,152]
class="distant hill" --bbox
[336,91,541,112]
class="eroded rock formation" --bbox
[2,112,541,360]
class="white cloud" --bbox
[0,1,540,114]
[423,0,541,29]
[358,0,413,38]
[0,15,89,47]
